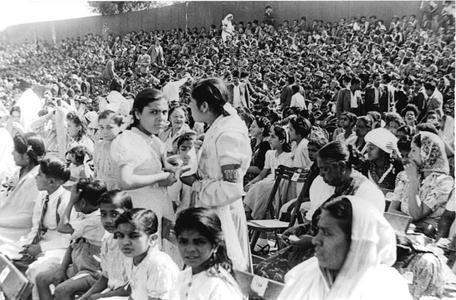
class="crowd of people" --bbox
[0,1,455,299]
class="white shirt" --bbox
[290,93,307,109]
[292,138,312,170]
[232,85,241,108]
[374,87,380,104]
[39,187,72,252]
[0,127,16,183]
[350,90,358,108]
[176,267,243,300]
[69,209,104,247]
[16,88,43,131]
[335,131,357,146]
[100,232,131,289]
[264,150,293,180]
[308,172,385,220]
[128,246,179,300]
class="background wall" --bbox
[1,1,421,44]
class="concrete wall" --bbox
[1,1,421,44]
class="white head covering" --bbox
[364,127,398,155]
[279,196,412,300]
[223,13,233,22]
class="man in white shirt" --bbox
[349,77,361,115]
[99,78,131,116]
[423,82,444,117]
[290,85,307,109]
[227,73,249,109]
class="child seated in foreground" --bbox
[36,179,107,300]
[80,190,133,300]
[115,208,179,300]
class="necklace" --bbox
[369,162,394,184]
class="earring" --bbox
[210,250,216,263]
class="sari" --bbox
[278,196,412,300]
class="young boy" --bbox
[13,158,72,300]
[35,179,107,300]
[79,190,132,299]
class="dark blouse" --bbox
[250,140,271,170]
[361,159,404,194]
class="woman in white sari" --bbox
[278,195,412,300]
[221,14,235,42]
[0,133,45,253]
[182,78,252,271]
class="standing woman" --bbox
[0,133,45,251]
[182,78,252,271]
[110,88,180,258]
[221,14,235,42]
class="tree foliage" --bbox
[88,1,174,16]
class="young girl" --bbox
[288,116,312,198]
[80,190,132,300]
[244,125,293,220]
[168,132,198,214]
[115,208,179,300]
[66,145,93,184]
[174,207,243,300]
[66,111,94,155]
[94,110,124,190]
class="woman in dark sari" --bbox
[244,116,271,184]
[254,141,385,282]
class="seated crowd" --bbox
[0,3,455,300]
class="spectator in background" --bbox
[227,70,250,109]
[221,14,235,42]
[364,74,382,113]
[149,38,165,67]
[280,75,295,110]
[290,85,306,109]
[336,75,352,116]
[99,78,126,113]
[264,5,276,27]
[136,46,151,75]
[423,81,444,118]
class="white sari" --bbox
[279,196,412,300]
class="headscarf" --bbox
[364,127,399,155]
[415,131,449,175]
[278,196,412,300]
[222,14,234,25]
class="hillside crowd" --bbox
[0,1,455,299]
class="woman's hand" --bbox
[158,172,177,187]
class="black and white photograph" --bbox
[0,0,455,299]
